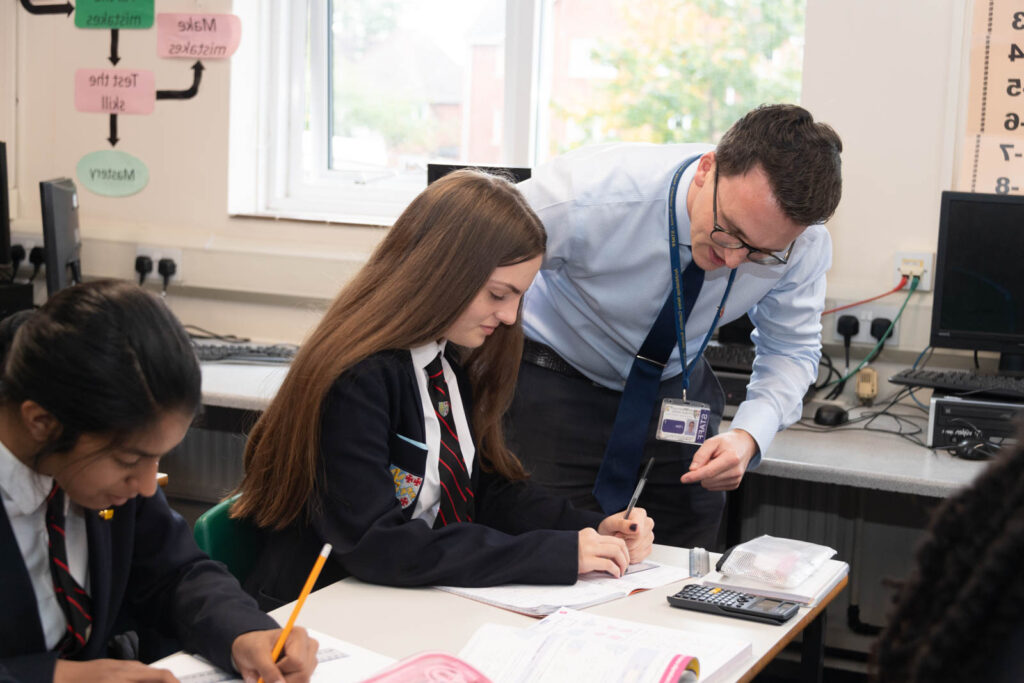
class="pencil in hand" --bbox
[257,542,332,683]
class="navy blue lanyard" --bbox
[668,159,737,396]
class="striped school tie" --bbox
[46,484,92,656]
[425,354,474,527]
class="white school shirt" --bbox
[408,341,476,526]
[0,438,90,650]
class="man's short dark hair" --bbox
[715,104,843,226]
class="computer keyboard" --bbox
[890,367,1024,400]
[192,341,297,364]
[703,342,756,374]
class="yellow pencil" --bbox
[257,542,332,683]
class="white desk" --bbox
[200,362,287,411]
[754,422,985,498]
[272,545,845,683]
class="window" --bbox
[230,0,805,225]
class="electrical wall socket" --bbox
[10,232,41,278]
[825,299,901,349]
[893,251,934,291]
[11,232,40,252]
[11,237,39,254]
[135,245,183,285]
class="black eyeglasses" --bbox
[711,168,794,266]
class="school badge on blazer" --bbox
[390,465,424,509]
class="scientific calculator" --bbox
[666,584,799,625]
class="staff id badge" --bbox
[656,398,710,445]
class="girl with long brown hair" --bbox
[233,170,654,609]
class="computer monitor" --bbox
[0,143,34,318]
[39,177,82,296]
[0,142,11,280]
[930,190,1024,373]
[426,163,531,185]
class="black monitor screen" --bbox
[427,163,531,185]
[931,191,1024,364]
[0,142,10,269]
[39,177,82,296]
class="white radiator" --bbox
[162,427,247,504]
[735,473,937,657]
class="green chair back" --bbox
[193,494,262,585]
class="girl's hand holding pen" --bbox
[232,627,319,683]
[599,507,655,563]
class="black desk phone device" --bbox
[667,584,799,625]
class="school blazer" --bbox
[0,487,276,682]
[246,349,605,610]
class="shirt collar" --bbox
[0,437,53,517]
[410,339,448,371]
[675,153,702,248]
[667,156,700,249]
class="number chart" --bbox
[958,0,1024,195]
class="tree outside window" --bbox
[543,0,805,155]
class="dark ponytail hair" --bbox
[0,280,201,458]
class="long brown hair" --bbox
[232,170,546,529]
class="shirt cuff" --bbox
[728,399,781,470]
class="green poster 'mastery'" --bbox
[77,150,149,197]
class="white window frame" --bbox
[229,0,542,226]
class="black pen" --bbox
[623,457,655,519]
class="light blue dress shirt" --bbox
[519,142,832,459]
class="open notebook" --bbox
[436,560,690,616]
[459,607,750,683]
[153,629,394,683]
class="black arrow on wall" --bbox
[156,61,204,100]
[19,0,74,16]
[109,29,120,65]
[108,114,119,147]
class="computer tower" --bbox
[928,395,1024,448]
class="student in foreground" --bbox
[233,169,655,609]
[0,281,317,683]
[872,422,1024,682]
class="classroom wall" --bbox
[8,0,383,343]
[5,0,969,350]
[801,0,965,353]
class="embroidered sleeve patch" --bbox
[390,465,424,509]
